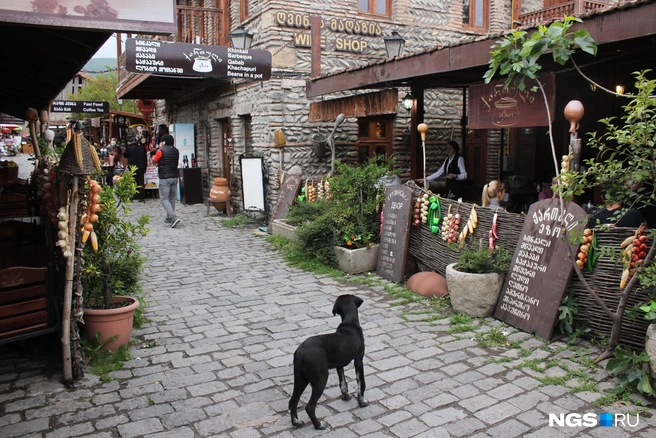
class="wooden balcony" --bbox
[517,0,614,28]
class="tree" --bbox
[66,72,137,119]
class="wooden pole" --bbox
[311,16,321,77]
[62,175,79,385]
[417,123,429,191]
[29,121,41,161]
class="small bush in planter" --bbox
[454,245,512,274]
[82,166,150,309]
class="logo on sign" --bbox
[184,48,222,73]
[548,412,639,428]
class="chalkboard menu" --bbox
[125,39,271,81]
[494,198,587,339]
[267,175,302,234]
[377,186,413,283]
[51,100,109,114]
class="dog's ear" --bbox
[353,295,363,308]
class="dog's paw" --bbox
[357,397,369,408]
[292,418,305,427]
[341,392,352,401]
[314,421,327,430]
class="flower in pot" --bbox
[81,166,150,350]
[446,245,511,317]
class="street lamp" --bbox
[231,26,254,50]
[383,30,405,59]
[402,92,414,111]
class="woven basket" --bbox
[58,135,97,175]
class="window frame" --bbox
[463,0,489,33]
[240,0,250,22]
[356,118,393,164]
[357,0,392,19]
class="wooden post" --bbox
[417,123,429,191]
[311,16,321,77]
[29,121,41,161]
[62,175,79,385]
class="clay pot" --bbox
[209,177,230,211]
[564,100,584,133]
[83,296,139,351]
[407,271,449,298]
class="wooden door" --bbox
[356,118,393,164]
[465,130,487,191]
[221,119,230,180]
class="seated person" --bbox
[419,141,467,199]
[588,182,646,228]
[538,178,557,201]
[482,180,506,209]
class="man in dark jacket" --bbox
[123,137,148,202]
[153,133,181,228]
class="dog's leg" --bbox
[305,371,328,430]
[354,355,368,407]
[336,367,351,401]
[289,372,309,427]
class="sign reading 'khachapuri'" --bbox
[125,39,271,81]
[495,198,587,339]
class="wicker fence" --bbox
[407,184,652,350]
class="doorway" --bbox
[465,129,488,193]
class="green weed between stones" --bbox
[219,213,252,228]
[81,336,132,383]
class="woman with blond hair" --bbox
[482,180,505,209]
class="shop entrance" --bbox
[465,129,488,195]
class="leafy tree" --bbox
[66,72,137,119]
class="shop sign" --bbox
[51,101,109,114]
[144,166,159,189]
[377,186,413,283]
[267,175,302,233]
[1,1,175,35]
[468,74,556,129]
[125,39,272,81]
[494,198,587,339]
[276,11,381,53]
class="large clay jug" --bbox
[209,177,230,211]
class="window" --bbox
[240,0,250,22]
[357,118,392,165]
[358,0,391,17]
[463,0,489,32]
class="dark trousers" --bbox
[135,167,146,200]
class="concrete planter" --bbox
[334,244,380,275]
[271,219,297,240]
[646,324,656,380]
[446,263,504,317]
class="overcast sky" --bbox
[93,34,123,58]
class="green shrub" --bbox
[455,245,511,274]
[294,210,339,267]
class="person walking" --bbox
[152,133,181,228]
[123,137,148,202]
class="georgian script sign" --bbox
[125,39,271,80]
[494,198,587,339]
[377,186,413,283]
[51,101,109,114]
[267,174,302,234]
[468,74,556,129]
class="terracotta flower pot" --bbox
[83,296,139,351]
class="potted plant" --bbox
[639,300,656,380]
[330,157,395,274]
[81,166,149,350]
[446,245,511,317]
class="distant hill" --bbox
[82,58,117,75]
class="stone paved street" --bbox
[1,153,656,437]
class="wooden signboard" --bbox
[468,73,555,129]
[495,198,587,339]
[377,186,413,283]
[267,174,302,234]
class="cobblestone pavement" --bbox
[1,153,656,437]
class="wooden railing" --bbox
[176,6,225,46]
[517,0,613,27]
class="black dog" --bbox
[289,294,368,430]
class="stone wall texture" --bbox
[163,0,512,215]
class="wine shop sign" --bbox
[494,198,587,339]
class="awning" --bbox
[306,0,656,97]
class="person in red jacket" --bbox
[153,133,181,228]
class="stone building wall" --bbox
[164,0,512,215]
